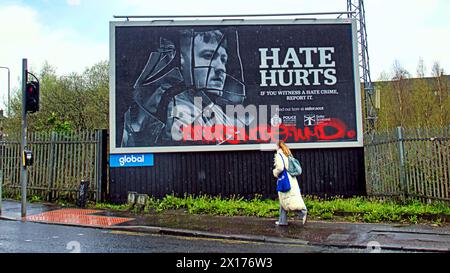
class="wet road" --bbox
[0,220,403,253]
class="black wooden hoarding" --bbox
[109,148,365,202]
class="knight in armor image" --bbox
[121,28,251,147]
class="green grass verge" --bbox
[91,194,450,225]
[305,196,450,224]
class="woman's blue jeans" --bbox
[278,204,307,225]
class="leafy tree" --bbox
[2,60,109,136]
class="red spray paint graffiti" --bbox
[179,118,356,144]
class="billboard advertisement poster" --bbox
[110,19,363,153]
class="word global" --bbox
[118,155,144,166]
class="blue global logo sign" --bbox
[110,153,154,168]
[119,155,144,166]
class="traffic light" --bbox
[25,80,39,113]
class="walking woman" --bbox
[273,140,307,226]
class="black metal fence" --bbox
[365,127,450,202]
[0,130,107,202]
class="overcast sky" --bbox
[0,0,449,110]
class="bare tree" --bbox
[431,62,448,127]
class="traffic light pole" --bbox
[21,58,28,219]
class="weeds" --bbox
[91,202,131,211]
[138,195,450,224]
[29,195,43,203]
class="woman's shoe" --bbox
[275,221,288,226]
[302,212,307,225]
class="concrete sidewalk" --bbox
[1,199,450,252]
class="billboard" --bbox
[110,19,363,153]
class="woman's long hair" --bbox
[278,140,292,157]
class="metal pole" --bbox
[20,58,27,219]
[47,131,56,202]
[95,130,101,202]
[397,126,408,200]
[0,66,10,116]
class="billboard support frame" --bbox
[113,12,355,20]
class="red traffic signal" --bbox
[25,81,39,113]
